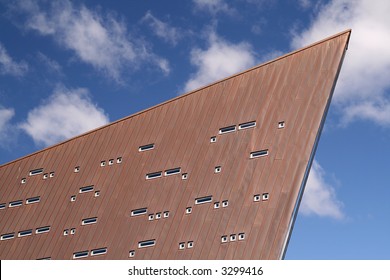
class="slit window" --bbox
[21,178,26,184]
[0,203,5,210]
[81,217,98,225]
[139,143,155,152]
[1,233,15,240]
[195,196,212,205]
[37,257,51,260]
[79,185,94,193]
[146,171,162,180]
[9,200,23,208]
[74,166,80,173]
[117,157,122,164]
[138,239,155,248]
[163,211,169,218]
[73,251,89,259]
[26,196,40,204]
[164,167,181,176]
[221,235,228,243]
[36,226,50,234]
[29,168,43,176]
[278,121,285,128]
[219,125,236,134]
[131,208,147,217]
[129,250,135,258]
[210,136,217,143]
[91,248,107,256]
[188,241,194,248]
[262,193,269,201]
[186,207,192,214]
[179,242,185,250]
[18,229,32,237]
[239,121,256,130]
[238,233,245,240]
[250,150,269,158]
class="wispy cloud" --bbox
[11,0,169,83]
[192,0,235,15]
[19,87,109,147]
[141,11,180,46]
[0,42,28,77]
[301,161,344,220]
[0,106,16,148]
[184,30,257,92]
[291,0,390,127]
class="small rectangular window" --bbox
[239,121,256,130]
[108,159,114,165]
[139,143,155,152]
[73,251,89,259]
[222,200,229,207]
[91,247,107,256]
[163,211,169,218]
[146,171,162,180]
[1,233,15,240]
[100,161,106,167]
[29,168,43,176]
[262,193,269,201]
[18,229,32,237]
[117,157,122,164]
[238,233,245,240]
[74,166,80,173]
[63,229,69,236]
[70,195,76,202]
[221,235,228,243]
[186,207,192,214]
[250,150,269,158]
[71,228,76,235]
[214,202,220,209]
[219,125,236,134]
[131,208,147,216]
[253,194,261,202]
[129,250,135,258]
[138,239,155,248]
[9,200,23,208]
[230,234,237,242]
[148,214,154,221]
[164,167,181,176]
[179,242,185,250]
[210,136,217,143]
[43,173,48,179]
[278,121,285,129]
[94,191,100,197]
[214,166,222,173]
[182,173,188,180]
[26,196,40,204]
[36,226,50,234]
[0,203,5,210]
[81,217,97,225]
[49,172,55,178]
[155,212,162,219]
[187,241,194,248]
[195,196,212,205]
[21,178,26,184]
[79,185,94,193]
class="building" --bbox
[0,30,351,260]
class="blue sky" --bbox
[0,0,389,259]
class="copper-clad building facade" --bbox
[0,30,350,260]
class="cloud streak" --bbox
[12,0,169,82]
[0,42,28,76]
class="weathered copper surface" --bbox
[0,30,350,259]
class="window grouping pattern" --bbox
[1,225,50,241]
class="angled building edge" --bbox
[0,30,351,260]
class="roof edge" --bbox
[0,29,352,168]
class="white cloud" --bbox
[192,0,234,15]
[291,0,390,127]
[0,107,15,146]
[300,161,344,220]
[13,0,168,82]
[142,11,180,46]
[0,42,28,76]
[184,31,257,92]
[19,87,109,147]
[297,0,312,9]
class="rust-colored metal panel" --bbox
[0,30,350,259]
